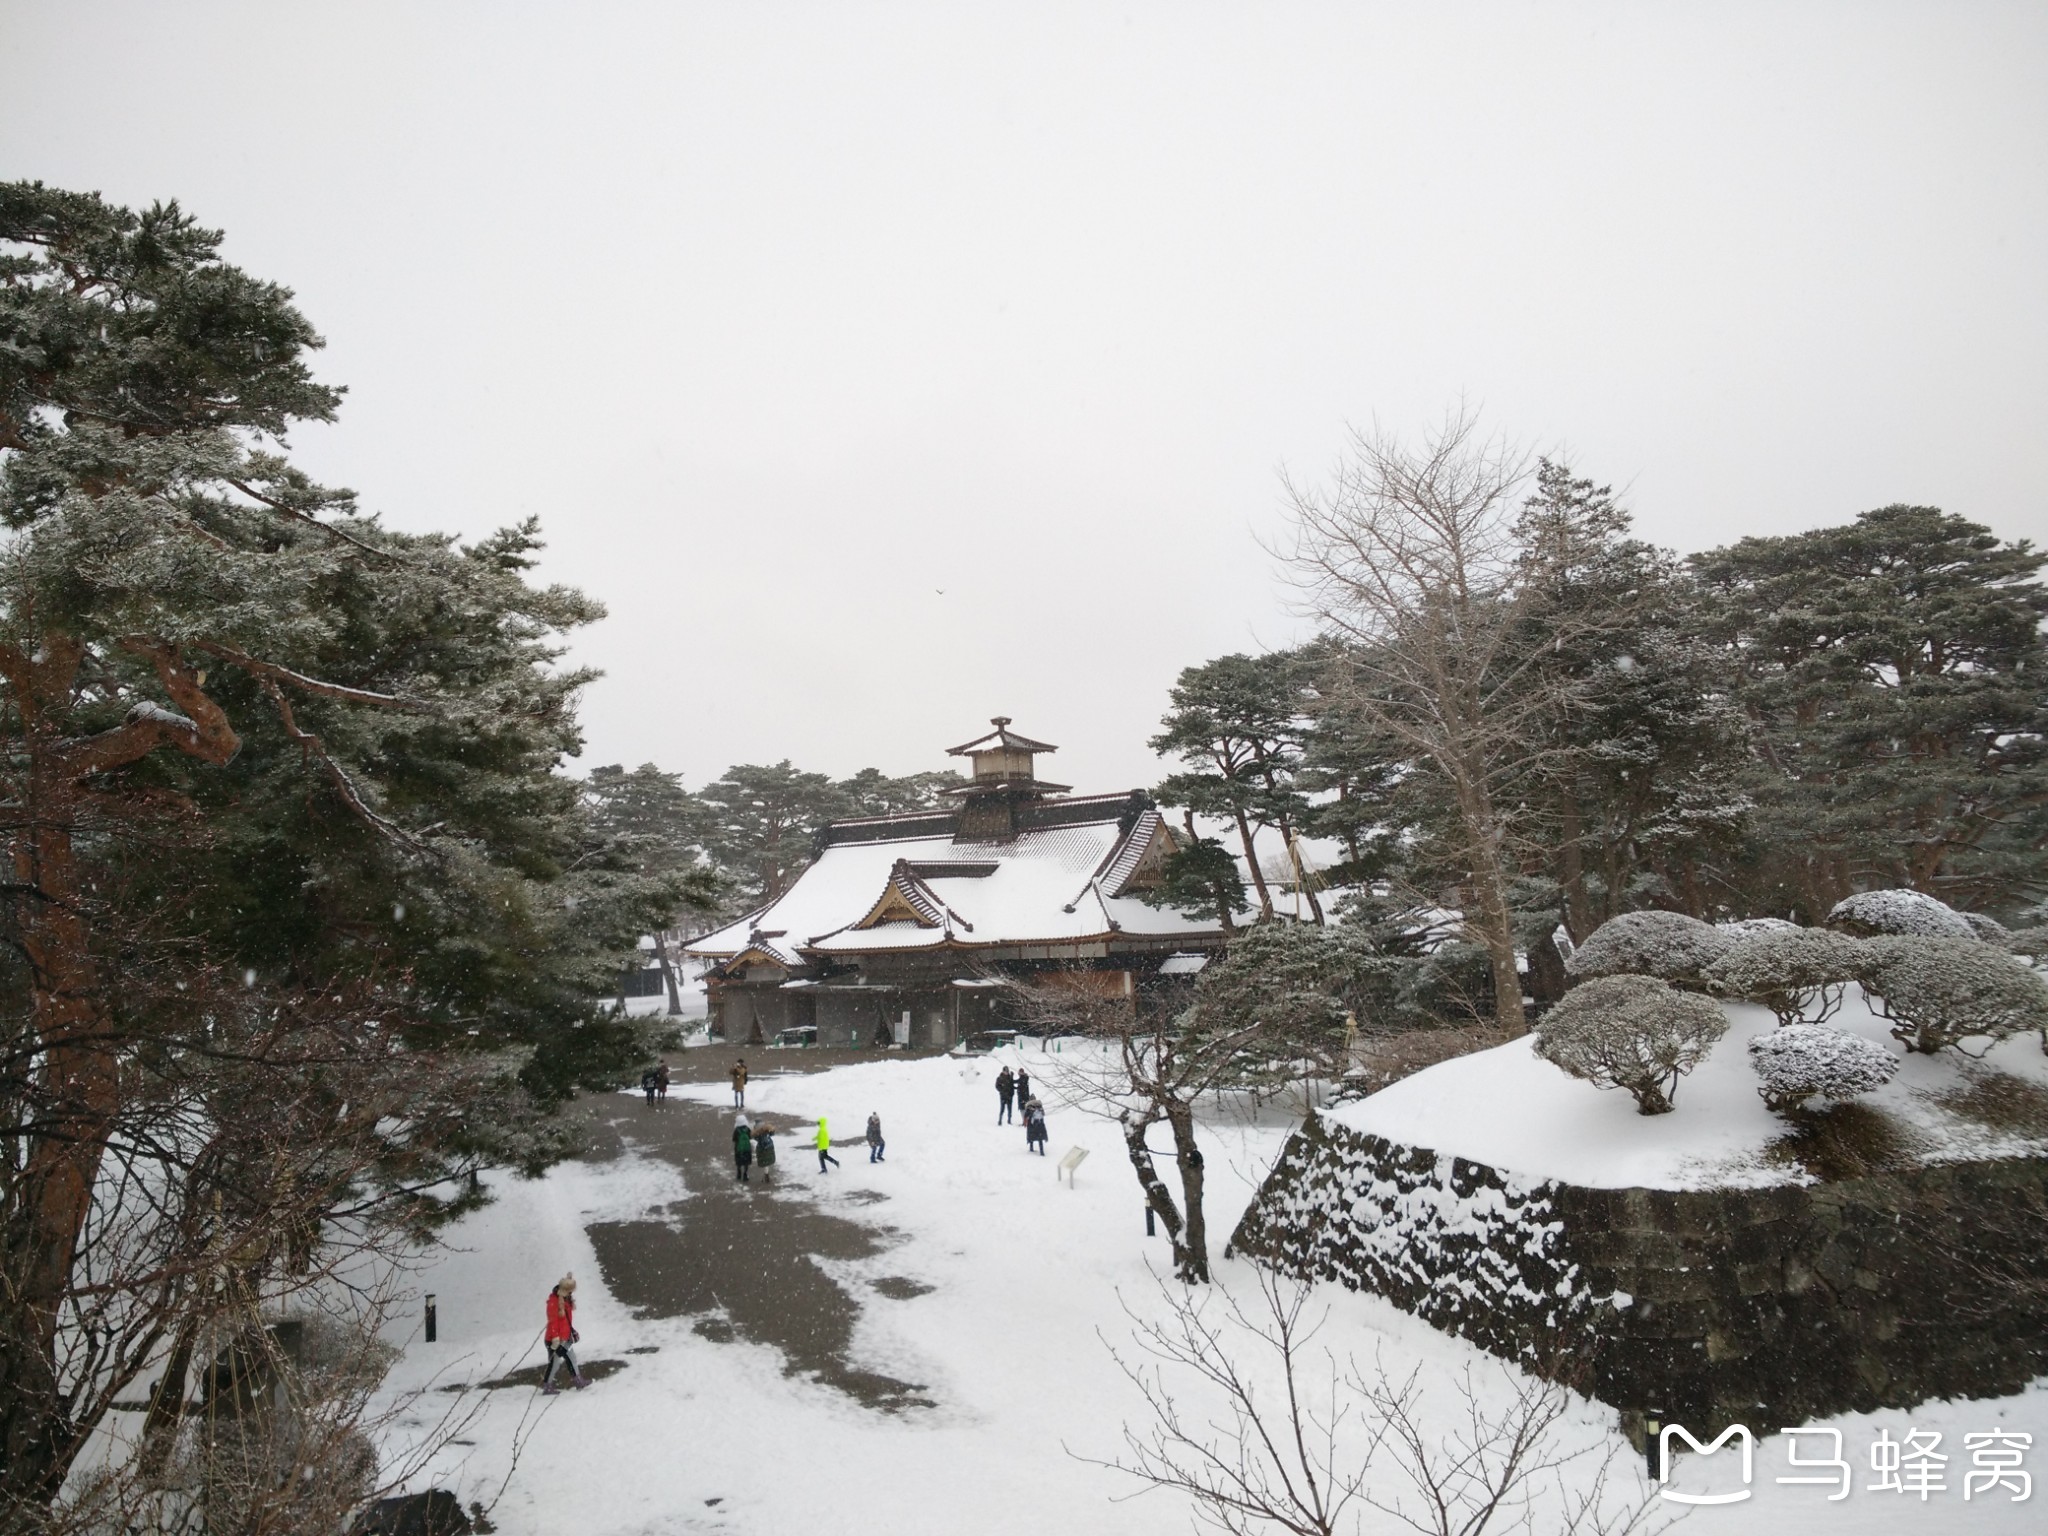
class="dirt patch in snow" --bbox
[578,1048,943,1414]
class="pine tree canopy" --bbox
[1693,504,2048,914]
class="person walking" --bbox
[1014,1067,1031,1109]
[731,1057,748,1108]
[640,1066,658,1105]
[865,1112,885,1164]
[1025,1098,1048,1156]
[755,1122,777,1184]
[541,1273,588,1394]
[815,1116,840,1173]
[995,1066,1015,1125]
[655,1060,670,1102]
[733,1113,753,1182]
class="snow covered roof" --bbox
[686,798,1230,963]
[945,717,1059,757]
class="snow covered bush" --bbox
[1959,911,2014,945]
[1563,910,1731,987]
[1702,927,1870,1027]
[2006,927,2048,959]
[1826,888,1974,940]
[1717,917,1801,940]
[1857,936,2048,1054]
[1534,973,1729,1115]
[1747,1024,1900,1113]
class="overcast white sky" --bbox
[4,2,2044,794]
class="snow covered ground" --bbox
[1334,991,2048,1188]
[370,1041,2048,1534]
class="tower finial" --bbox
[991,715,1011,727]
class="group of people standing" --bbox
[729,1059,880,1179]
[995,1066,1048,1154]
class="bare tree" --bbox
[1093,1266,1662,1536]
[1280,408,1608,1036]
[1011,981,1276,1285]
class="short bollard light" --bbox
[1643,1409,1662,1483]
[425,1293,438,1344]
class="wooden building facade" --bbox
[685,720,1232,1047]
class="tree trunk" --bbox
[1232,810,1275,921]
[654,930,683,1015]
[4,816,115,1504]
[1165,1103,1210,1283]
[1123,1109,1206,1283]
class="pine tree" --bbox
[1693,505,2048,916]
[0,181,685,1509]
[1150,651,1318,922]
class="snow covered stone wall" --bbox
[1231,1113,2048,1432]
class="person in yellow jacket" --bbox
[815,1116,840,1173]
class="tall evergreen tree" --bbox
[0,182,684,1512]
[1693,506,2048,916]
[1509,460,1751,935]
[692,760,850,907]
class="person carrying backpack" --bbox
[640,1067,657,1105]
[542,1274,587,1393]
[1025,1098,1049,1156]
[755,1122,777,1184]
[865,1112,885,1164]
[733,1113,753,1182]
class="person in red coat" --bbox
[542,1273,588,1393]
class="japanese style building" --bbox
[685,720,1233,1047]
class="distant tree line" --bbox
[585,760,962,924]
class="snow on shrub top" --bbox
[1746,1024,1899,1112]
[1826,888,1974,940]
[1565,910,1731,985]
[1959,911,2014,946]
[1535,973,1729,1115]
[1703,928,1870,1026]
[1717,917,1801,939]
[1857,935,2048,1054]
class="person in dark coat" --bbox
[1024,1098,1048,1155]
[1014,1068,1031,1108]
[733,1113,753,1182]
[995,1066,1015,1124]
[865,1112,885,1163]
[640,1067,658,1105]
[755,1123,777,1184]
[655,1061,670,1102]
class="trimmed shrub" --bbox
[1564,911,1732,987]
[1718,917,1801,940]
[1703,928,1871,1027]
[1827,889,1974,940]
[1747,1024,1900,1113]
[1534,973,1729,1115]
[2006,927,2048,959]
[1959,910,2014,946]
[1857,936,2048,1055]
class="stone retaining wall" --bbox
[1230,1114,2048,1430]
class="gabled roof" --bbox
[946,716,1059,757]
[684,792,1230,965]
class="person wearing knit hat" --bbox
[542,1273,587,1393]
